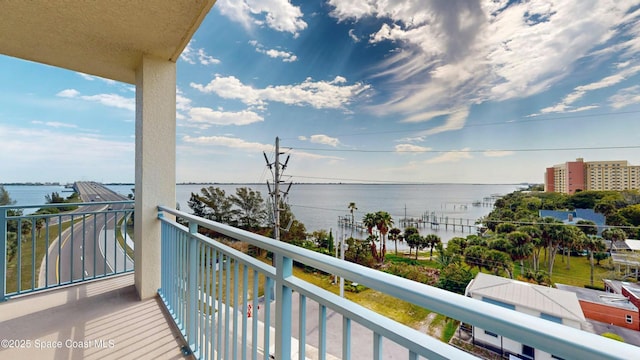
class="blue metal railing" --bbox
[0,201,134,301]
[158,206,639,360]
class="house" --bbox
[539,209,606,235]
[604,280,640,312]
[556,284,639,331]
[466,273,587,360]
[610,240,640,279]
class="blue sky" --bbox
[1,0,640,184]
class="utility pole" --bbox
[264,136,291,242]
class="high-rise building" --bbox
[545,158,640,194]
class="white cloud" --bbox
[191,75,369,110]
[31,120,78,129]
[56,89,134,111]
[309,134,340,147]
[328,1,640,129]
[540,64,640,114]
[183,135,273,152]
[395,144,431,153]
[182,135,344,162]
[188,107,264,126]
[76,72,117,85]
[425,149,473,164]
[348,29,360,42]
[412,108,469,136]
[0,125,133,177]
[198,49,221,65]
[180,40,220,65]
[57,89,80,98]
[249,41,297,62]
[216,0,307,37]
[609,85,640,109]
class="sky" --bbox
[1,0,640,185]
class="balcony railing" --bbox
[157,206,639,360]
[1,201,134,301]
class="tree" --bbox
[576,220,598,237]
[348,202,357,238]
[45,192,65,204]
[495,222,517,234]
[619,204,640,226]
[199,186,233,223]
[539,217,564,277]
[424,234,441,260]
[230,187,267,230]
[464,245,486,272]
[602,228,627,251]
[507,231,533,271]
[0,185,15,206]
[406,233,426,260]
[583,236,606,286]
[389,227,402,255]
[187,192,208,218]
[437,263,474,294]
[278,201,307,245]
[485,249,513,278]
[375,211,393,262]
[518,225,543,271]
[362,212,379,260]
[446,237,468,256]
[403,227,419,256]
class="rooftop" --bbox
[466,272,586,323]
[556,283,638,311]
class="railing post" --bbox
[0,208,6,302]
[275,253,292,360]
[187,221,198,354]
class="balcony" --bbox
[2,203,639,360]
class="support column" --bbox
[134,55,176,300]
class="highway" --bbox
[39,182,133,287]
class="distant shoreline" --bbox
[3,182,535,186]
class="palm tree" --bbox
[485,249,514,278]
[389,227,402,255]
[518,225,542,271]
[583,236,606,286]
[602,228,627,251]
[424,234,441,260]
[375,211,393,262]
[464,245,486,272]
[403,227,419,257]
[539,217,564,277]
[406,233,423,260]
[362,212,379,260]
[506,231,533,273]
[348,202,357,229]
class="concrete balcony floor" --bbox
[0,274,192,360]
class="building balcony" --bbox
[2,203,639,360]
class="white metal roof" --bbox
[624,239,640,251]
[467,272,586,323]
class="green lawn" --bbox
[6,219,75,293]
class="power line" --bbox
[289,145,640,154]
[280,109,640,140]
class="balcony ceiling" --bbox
[0,0,217,84]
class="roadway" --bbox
[39,182,133,287]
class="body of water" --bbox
[4,183,522,243]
